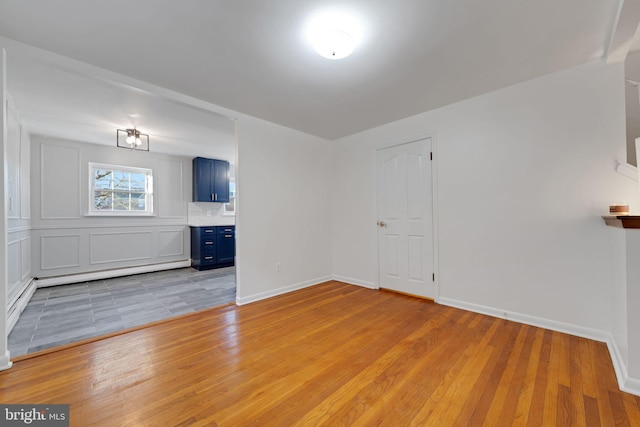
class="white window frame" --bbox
[88,162,154,216]
[223,179,235,216]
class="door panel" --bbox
[384,234,400,277]
[377,138,434,298]
[383,157,400,220]
[408,235,424,282]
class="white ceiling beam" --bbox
[605,0,640,63]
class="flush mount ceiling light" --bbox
[117,128,149,151]
[305,11,363,60]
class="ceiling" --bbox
[0,0,630,146]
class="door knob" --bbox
[377,221,387,228]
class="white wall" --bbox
[30,136,192,278]
[332,61,637,335]
[235,117,333,304]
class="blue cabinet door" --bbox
[193,157,230,203]
[217,226,235,263]
[193,157,214,202]
[212,159,230,203]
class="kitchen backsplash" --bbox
[188,202,235,226]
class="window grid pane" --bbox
[90,164,152,214]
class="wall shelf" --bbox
[602,215,640,229]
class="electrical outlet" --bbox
[275,263,281,273]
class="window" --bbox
[89,163,153,215]
[224,180,235,215]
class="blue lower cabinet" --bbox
[190,226,235,270]
[217,227,236,264]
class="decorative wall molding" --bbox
[158,230,185,257]
[31,223,186,231]
[20,237,30,281]
[89,231,153,265]
[7,226,31,233]
[157,160,185,219]
[7,240,20,295]
[40,234,80,270]
[40,143,81,219]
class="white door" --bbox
[376,138,434,298]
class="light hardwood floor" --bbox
[1,281,638,426]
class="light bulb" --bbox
[306,11,362,60]
[313,28,355,59]
[136,137,142,146]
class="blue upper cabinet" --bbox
[193,157,230,203]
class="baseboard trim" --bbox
[7,279,37,333]
[605,334,640,396]
[35,260,191,288]
[439,296,640,397]
[236,275,333,306]
[0,351,12,371]
[332,275,377,290]
[438,297,609,341]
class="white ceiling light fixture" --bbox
[117,128,149,151]
[306,11,363,60]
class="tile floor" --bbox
[8,266,236,357]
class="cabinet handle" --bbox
[211,193,215,201]
[204,230,213,233]
[205,242,214,245]
[225,235,232,238]
[204,256,213,260]
[224,229,232,232]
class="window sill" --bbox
[84,213,156,217]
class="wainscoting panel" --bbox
[7,240,21,302]
[7,107,20,219]
[40,144,81,219]
[20,128,31,220]
[157,160,186,219]
[41,234,81,270]
[31,226,190,279]
[158,230,185,257]
[90,231,153,265]
[20,237,31,281]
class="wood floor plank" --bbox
[584,394,602,427]
[497,325,537,426]
[568,335,587,427]
[481,324,530,426]
[590,340,618,425]
[512,327,545,426]
[465,320,521,426]
[0,281,638,426]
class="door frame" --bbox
[374,134,440,302]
